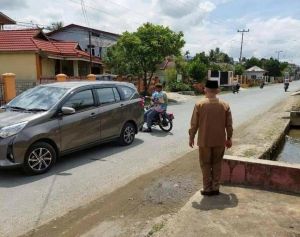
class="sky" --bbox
[2,0,300,64]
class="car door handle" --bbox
[90,113,97,119]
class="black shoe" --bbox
[143,128,152,133]
[210,190,220,195]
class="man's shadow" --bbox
[192,192,238,211]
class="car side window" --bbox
[64,90,95,112]
[96,88,119,105]
[119,86,135,100]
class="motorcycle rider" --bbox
[236,82,240,93]
[284,77,290,92]
[143,84,168,133]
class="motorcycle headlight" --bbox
[0,122,28,138]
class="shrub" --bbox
[168,81,191,92]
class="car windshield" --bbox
[7,86,68,111]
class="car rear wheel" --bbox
[23,142,56,175]
[119,122,136,146]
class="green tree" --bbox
[264,58,282,77]
[105,23,185,94]
[175,56,189,80]
[188,61,207,82]
[46,21,64,31]
[209,47,233,64]
[244,57,262,69]
[234,64,245,75]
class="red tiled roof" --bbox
[0,29,99,62]
[0,29,39,51]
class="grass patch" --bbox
[147,222,165,236]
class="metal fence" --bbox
[39,77,56,85]
[16,80,37,95]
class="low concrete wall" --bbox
[290,110,300,126]
[221,155,300,194]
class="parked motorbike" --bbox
[284,83,289,92]
[143,106,174,132]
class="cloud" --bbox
[184,17,300,64]
[2,0,300,64]
[151,0,216,32]
[158,0,201,18]
[1,0,27,10]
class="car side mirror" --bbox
[61,107,75,115]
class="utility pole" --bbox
[275,50,283,61]
[237,29,249,63]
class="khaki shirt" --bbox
[189,98,233,147]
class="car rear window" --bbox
[119,86,136,100]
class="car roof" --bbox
[40,81,136,90]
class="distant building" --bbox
[47,24,120,74]
[0,12,16,30]
[244,66,267,80]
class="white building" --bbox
[244,66,267,80]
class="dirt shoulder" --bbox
[21,94,300,237]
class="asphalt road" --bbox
[1,81,300,237]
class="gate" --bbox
[220,72,229,85]
[0,79,5,106]
[16,80,37,95]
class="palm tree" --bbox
[184,50,190,60]
[46,21,64,31]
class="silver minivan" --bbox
[0,81,144,174]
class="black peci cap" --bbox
[205,80,219,89]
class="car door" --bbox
[59,89,101,151]
[95,87,124,140]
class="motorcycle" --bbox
[232,84,240,94]
[143,106,174,132]
[284,83,289,92]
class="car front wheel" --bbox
[119,122,136,146]
[23,142,56,175]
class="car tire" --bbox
[119,122,136,146]
[23,142,56,175]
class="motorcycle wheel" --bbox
[159,118,173,132]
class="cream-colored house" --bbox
[0,29,102,81]
[244,66,266,80]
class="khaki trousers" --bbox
[199,147,225,192]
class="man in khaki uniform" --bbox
[189,80,233,196]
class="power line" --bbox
[81,0,90,27]
[237,29,249,62]
[68,0,142,26]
